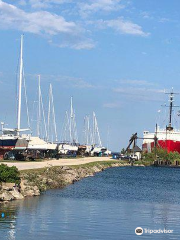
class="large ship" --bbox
[142,89,180,153]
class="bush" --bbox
[143,148,180,162]
[0,164,20,184]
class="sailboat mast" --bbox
[47,84,58,142]
[37,75,41,137]
[47,84,51,141]
[70,97,73,143]
[17,34,23,133]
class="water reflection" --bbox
[1,167,180,240]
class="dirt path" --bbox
[1,157,112,170]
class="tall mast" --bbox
[47,85,51,141]
[37,75,41,137]
[87,115,90,145]
[84,115,90,145]
[17,34,23,133]
[51,84,58,142]
[168,92,173,129]
[92,112,95,146]
[70,96,73,143]
[165,88,179,131]
[47,84,58,142]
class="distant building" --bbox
[132,146,142,160]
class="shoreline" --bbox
[0,159,137,204]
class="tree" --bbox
[121,148,126,154]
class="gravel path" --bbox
[1,157,112,170]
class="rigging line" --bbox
[83,116,87,145]
[73,110,78,143]
[40,87,48,141]
[66,111,70,143]
[22,67,31,132]
[96,117,102,147]
[47,85,51,142]
[93,112,102,147]
[15,54,20,123]
[60,113,66,142]
[51,85,58,142]
[61,111,68,142]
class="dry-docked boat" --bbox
[0,35,30,159]
[58,143,78,155]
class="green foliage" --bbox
[0,164,20,184]
[142,147,180,162]
[121,148,126,154]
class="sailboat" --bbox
[0,35,29,159]
[46,83,58,152]
[58,97,79,155]
[27,75,48,153]
[90,112,104,156]
[27,79,58,158]
[81,112,107,156]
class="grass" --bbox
[20,160,126,173]
[68,160,123,168]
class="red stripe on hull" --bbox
[143,140,180,153]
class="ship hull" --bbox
[0,138,28,159]
[0,139,17,159]
[143,140,180,153]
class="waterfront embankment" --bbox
[2,157,114,170]
[0,158,135,203]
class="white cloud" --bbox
[113,87,164,101]
[141,11,154,20]
[32,74,95,89]
[103,102,122,108]
[0,1,150,49]
[159,17,170,23]
[58,76,94,88]
[0,0,95,49]
[118,79,156,86]
[79,0,124,17]
[51,37,95,50]
[0,0,76,35]
[97,18,149,36]
[24,0,71,9]
[18,0,27,6]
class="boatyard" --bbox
[1,1,180,240]
[0,35,111,162]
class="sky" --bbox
[0,0,180,151]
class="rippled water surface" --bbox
[1,166,180,240]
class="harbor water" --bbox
[1,166,180,240]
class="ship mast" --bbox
[17,34,23,134]
[166,88,179,131]
[168,92,173,129]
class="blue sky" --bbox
[0,0,180,151]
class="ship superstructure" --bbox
[143,89,180,153]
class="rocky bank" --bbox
[0,161,131,203]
